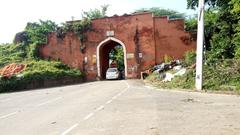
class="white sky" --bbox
[0,0,196,44]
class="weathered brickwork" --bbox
[40,12,196,80]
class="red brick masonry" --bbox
[40,12,196,80]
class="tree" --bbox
[186,0,240,62]
[82,5,109,19]
[185,16,198,32]
[135,7,185,19]
[187,0,230,9]
[231,0,240,13]
[185,9,218,50]
[109,45,124,71]
[25,20,57,45]
[230,0,240,58]
[206,1,238,61]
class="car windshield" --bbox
[107,68,118,72]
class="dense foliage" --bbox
[0,6,109,91]
[185,0,240,62]
[0,6,111,91]
[146,0,240,92]
[56,5,109,52]
[0,60,81,92]
[109,45,124,71]
[0,43,27,67]
[182,50,196,66]
[187,0,230,9]
[82,5,109,19]
[25,20,58,45]
[147,51,240,92]
[135,7,186,19]
[22,60,81,80]
[185,16,198,32]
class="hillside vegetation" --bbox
[0,6,111,92]
[146,52,240,93]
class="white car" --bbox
[106,68,120,80]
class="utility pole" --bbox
[196,0,205,90]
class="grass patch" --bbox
[146,69,195,89]
[146,58,240,93]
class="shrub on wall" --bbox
[72,18,92,43]
[25,20,57,45]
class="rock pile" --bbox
[0,63,27,78]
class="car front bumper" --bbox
[106,74,119,79]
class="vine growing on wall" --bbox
[55,5,109,54]
[56,18,92,53]
[72,18,91,54]
[12,20,58,59]
[11,5,108,59]
[56,23,72,40]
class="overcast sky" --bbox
[0,0,196,44]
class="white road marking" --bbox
[119,92,124,95]
[80,81,130,123]
[144,86,154,89]
[124,81,130,88]
[106,100,113,104]
[96,105,104,111]
[117,93,122,96]
[83,113,94,120]
[60,123,78,135]
[37,97,62,106]
[112,96,117,100]
[0,111,18,119]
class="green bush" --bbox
[27,43,40,59]
[203,59,240,91]
[183,50,196,67]
[0,19,85,92]
[148,69,195,89]
[0,60,82,92]
[25,20,57,45]
[0,43,27,68]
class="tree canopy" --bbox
[135,7,185,19]
[82,5,109,19]
[187,0,230,9]
[109,45,124,71]
[185,0,240,62]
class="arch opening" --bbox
[97,37,127,79]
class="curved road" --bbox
[0,80,240,135]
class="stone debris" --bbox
[174,68,187,76]
[142,60,189,82]
[0,63,27,78]
[162,73,175,82]
[173,65,182,71]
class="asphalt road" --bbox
[0,80,240,135]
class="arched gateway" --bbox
[96,37,128,79]
[40,12,196,80]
